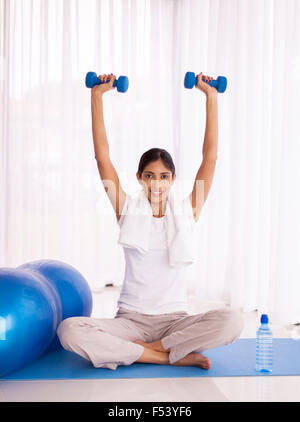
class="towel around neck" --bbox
[118,188,197,267]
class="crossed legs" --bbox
[133,307,244,370]
[57,307,244,371]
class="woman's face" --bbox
[136,159,176,204]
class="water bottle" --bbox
[256,314,273,372]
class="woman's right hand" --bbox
[91,73,116,96]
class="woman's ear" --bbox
[136,173,144,186]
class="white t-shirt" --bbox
[117,194,191,315]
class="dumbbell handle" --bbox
[85,72,129,93]
[184,72,227,93]
[203,78,219,90]
[86,75,118,88]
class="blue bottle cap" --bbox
[261,314,268,324]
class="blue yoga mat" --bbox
[1,338,300,380]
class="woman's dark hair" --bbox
[137,148,176,178]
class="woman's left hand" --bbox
[195,72,218,97]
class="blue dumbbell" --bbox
[85,72,129,93]
[184,72,227,93]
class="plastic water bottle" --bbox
[256,314,273,372]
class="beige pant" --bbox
[57,306,244,370]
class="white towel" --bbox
[118,188,197,267]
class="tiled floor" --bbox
[1,287,300,402]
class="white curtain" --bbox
[1,0,299,325]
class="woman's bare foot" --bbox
[172,352,211,370]
[133,340,211,369]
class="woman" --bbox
[57,73,244,371]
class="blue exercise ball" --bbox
[0,268,59,377]
[18,259,93,350]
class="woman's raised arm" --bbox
[91,74,127,221]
